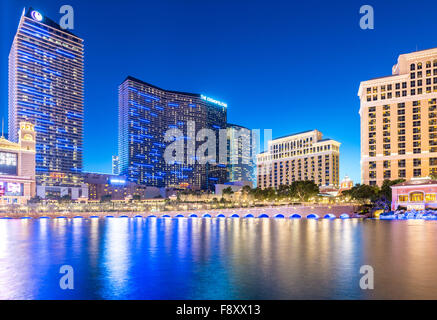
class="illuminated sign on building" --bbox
[200,95,227,108]
[110,178,126,185]
[0,152,18,176]
[31,10,43,21]
[0,182,23,196]
[50,172,66,179]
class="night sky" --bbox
[1,0,437,183]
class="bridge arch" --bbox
[189,214,198,218]
[231,214,240,218]
[258,214,269,218]
[340,213,350,219]
[290,213,302,219]
[217,214,226,218]
[306,213,320,219]
[244,213,254,218]
[202,213,212,218]
[175,214,185,218]
[324,214,336,219]
[274,214,285,218]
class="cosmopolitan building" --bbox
[8,8,85,199]
[0,122,36,204]
[256,130,340,189]
[118,76,227,191]
[359,48,437,186]
[227,123,256,184]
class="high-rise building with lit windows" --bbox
[118,76,227,191]
[227,123,256,184]
[112,156,120,175]
[8,8,86,199]
[256,130,340,189]
[359,48,437,186]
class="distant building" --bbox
[82,172,165,201]
[9,8,85,197]
[118,76,227,191]
[215,180,253,196]
[0,122,36,204]
[359,48,437,186]
[256,130,340,189]
[391,177,437,211]
[227,123,256,185]
[112,156,119,175]
[339,175,354,194]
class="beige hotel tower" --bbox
[256,130,340,189]
[359,48,437,186]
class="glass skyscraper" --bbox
[8,8,84,198]
[227,123,256,184]
[119,76,227,191]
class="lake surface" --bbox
[1,217,437,299]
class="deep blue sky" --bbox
[1,0,436,183]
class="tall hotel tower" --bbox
[119,76,227,191]
[227,123,256,184]
[359,48,437,186]
[9,8,86,199]
[256,130,340,189]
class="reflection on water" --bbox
[1,218,437,299]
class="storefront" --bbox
[0,122,36,204]
[391,177,437,211]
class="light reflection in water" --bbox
[0,218,437,299]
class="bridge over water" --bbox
[2,205,361,219]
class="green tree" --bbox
[59,194,71,203]
[379,179,405,201]
[277,184,291,198]
[222,187,234,195]
[289,181,319,202]
[241,185,252,195]
[343,184,379,204]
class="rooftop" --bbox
[122,76,201,98]
[392,177,437,187]
[24,7,79,38]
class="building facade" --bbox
[359,48,437,186]
[256,130,340,189]
[0,122,36,204]
[227,123,256,184]
[9,8,84,197]
[83,172,165,201]
[118,76,227,191]
[112,156,119,175]
[391,177,437,211]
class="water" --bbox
[1,217,437,299]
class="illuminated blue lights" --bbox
[56,48,75,59]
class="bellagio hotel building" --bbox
[359,48,437,186]
[256,130,340,189]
